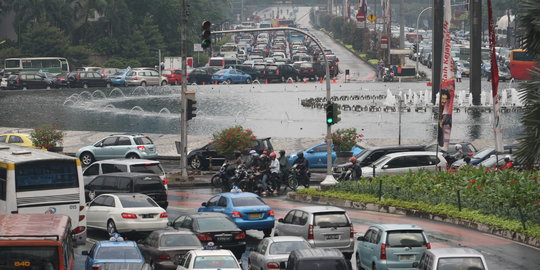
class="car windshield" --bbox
[133,180,164,192]
[231,197,266,207]
[119,196,158,208]
[372,155,392,167]
[160,234,201,247]
[297,259,348,270]
[130,164,164,175]
[313,212,349,227]
[216,70,228,74]
[269,241,310,255]
[266,66,278,70]
[193,255,238,269]
[473,148,495,159]
[196,217,238,231]
[386,230,426,247]
[95,246,142,260]
[133,136,153,145]
[436,257,485,270]
[0,246,59,270]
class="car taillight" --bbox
[158,254,170,260]
[121,212,137,219]
[197,234,213,241]
[163,178,168,186]
[160,212,168,218]
[350,224,354,238]
[232,211,242,218]
[92,264,101,270]
[79,215,85,221]
[426,242,431,249]
[468,152,473,156]
[77,73,80,79]
[234,232,246,240]
[308,224,314,240]
[72,226,86,235]
[380,243,387,260]
[134,76,139,80]
[276,69,280,74]
[80,205,85,211]
[268,210,274,216]
[267,262,280,269]
[137,145,146,151]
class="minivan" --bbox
[283,248,350,270]
[84,172,168,209]
[273,206,355,259]
[124,69,160,86]
[361,151,447,178]
[82,159,167,188]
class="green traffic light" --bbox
[327,118,333,124]
[201,39,211,49]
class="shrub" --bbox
[30,125,65,150]
[331,128,363,152]
[212,126,256,156]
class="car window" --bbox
[173,216,186,229]
[182,217,193,229]
[89,177,105,188]
[193,255,239,269]
[102,196,115,207]
[269,241,310,255]
[258,239,269,254]
[130,163,164,175]
[119,196,158,208]
[8,135,23,143]
[117,177,132,192]
[313,144,326,152]
[370,229,381,244]
[101,137,117,147]
[133,180,164,192]
[0,135,7,143]
[292,211,307,225]
[196,217,238,231]
[217,196,227,207]
[386,156,410,168]
[134,136,153,145]
[297,259,348,270]
[160,234,200,247]
[231,197,266,207]
[313,212,349,227]
[90,196,107,207]
[117,136,131,146]
[386,230,427,247]
[102,176,118,190]
[206,196,220,207]
[436,257,485,270]
[95,247,142,260]
[102,163,127,173]
[283,210,295,223]
[83,164,100,176]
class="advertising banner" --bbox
[437,0,455,149]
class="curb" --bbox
[286,192,540,248]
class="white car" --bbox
[0,76,8,89]
[248,236,311,270]
[86,193,168,235]
[176,249,241,270]
[361,151,447,178]
[414,248,489,270]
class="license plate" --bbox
[325,234,340,240]
[141,214,155,218]
[249,213,262,218]
[399,255,415,261]
[216,236,231,242]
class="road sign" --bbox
[356,13,366,22]
[193,44,203,52]
[367,14,377,23]
[381,35,388,49]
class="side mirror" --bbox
[278,218,284,223]
[356,236,366,242]
[201,202,207,207]
[412,262,419,268]
[81,250,89,256]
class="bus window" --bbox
[0,246,60,269]
[5,59,20,68]
[15,161,79,192]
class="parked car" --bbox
[187,67,220,84]
[414,248,488,270]
[273,206,355,259]
[453,144,517,166]
[356,224,431,270]
[187,137,273,170]
[109,69,130,86]
[0,133,34,148]
[227,64,263,81]
[138,229,202,270]
[176,249,242,270]
[162,69,183,85]
[68,71,112,88]
[284,248,350,270]
[288,142,364,168]
[293,62,317,81]
[7,72,53,90]
[84,172,168,209]
[86,193,168,235]
[51,72,70,88]
[82,239,147,270]
[264,64,299,82]
[82,159,167,187]
[198,192,275,236]
[0,74,8,89]
[424,142,477,157]
[361,151,447,178]
[76,134,158,166]
[125,69,161,86]
[248,236,311,270]
[211,68,252,84]
[170,212,246,258]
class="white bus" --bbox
[4,57,70,74]
[220,43,239,58]
[0,143,87,244]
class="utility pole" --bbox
[432,0,444,104]
[470,0,481,105]
[399,0,405,67]
[180,0,189,178]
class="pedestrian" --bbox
[269,152,280,194]
[456,64,463,82]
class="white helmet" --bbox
[455,144,462,150]
[504,155,512,161]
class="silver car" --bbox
[76,134,158,166]
[362,151,447,178]
[248,236,311,270]
[125,69,160,86]
[414,248,488,270]
[273,206,355,259]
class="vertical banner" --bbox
[487,0,504,152]
[437,0,455,149]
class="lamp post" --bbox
[415,7,432,78]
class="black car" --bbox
[51,72,70,88]
[84,172,168,209]
[187,137,273,170]
[6,72,53,90]
[170,212,246,259]
[264,64,299,82]
[68,71,111,88]
[187,67,220,84]
[293,62,317,80]
[226,64,263,81]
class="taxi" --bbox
[0,133,34,148]
[82,235,147,270]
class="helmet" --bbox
[260,154,268,160]
[297,152,304,159]
[249,150,257,156]
[349,157,357,163]
[504,155,511,161]
[455,144,462,150]
[279,150,286,155]
[269,152,277,158]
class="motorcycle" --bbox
[337,164,354,181]
[288,164,310,191]
[238,169,265,195]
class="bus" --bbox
[0,143,86,245]
[509,49,536,80]
[0,214,75,270]
[4,57,70,74]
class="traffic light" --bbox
[187,98,197,121]
[332,103,341,124]
[413,43,418,53]
[326,103,341,125]
[201,21,211,49]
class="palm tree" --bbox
[516,0,540,168]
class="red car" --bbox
[162,69,183,85]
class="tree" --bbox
[21,23,69,56]
[516,0,540,168]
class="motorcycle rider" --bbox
[292,152,310,187]
[246,150,260,169]
[269,152,280,193]
[224,150,243,184]
[278,150,291,191]
[347,157,362,180]
[258,154,273,195]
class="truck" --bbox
[163,57,193,70]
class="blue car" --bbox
[288,142,365,168]
[198,192,275,236]
[211,68,252,84]
[83,239,146,270]
[109,68,130,86]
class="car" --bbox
[424,142,477,157]
[0,133,34,148]
[453,144,517,166]
[356,224,431,270]
[198,192,275,236]
[187,67,220,84]
[176,249,242,270]
[137,229,203,270]
[82,158,167,187]
[0,74,8,89]
[226,64,263,81]
[361,151,447,178]
[211,68,252,84]
[273,206,355,259]
[162,69,183,85]
[125,69,161,86]
[187,137,273,170]
[109,69,130,86]
[264,64,299,82]
[76,134,158,166]
[170,212,246,258]
[67,71,112,88]
[293,62,318,80]
[414,248,488,270]
[284,248,351,270]
[84,172,168,208]
[86,193,168,235]
[6,72,53,90]
[248,236,311,270]
[83,239,149,270]
[51,72,70,88]
[288,142,364,168]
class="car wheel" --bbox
[83,83,88,89]
[106,82,111,88]
[123,81,128,87]
[263,229,272,237]
[245,78,251,84]
[107,219,117,236]
[226,79,232,84]
[372,263,377,270]
[161,80,167,86]
[211,175,222,187]
[126,153,140,159]
[141,81,147,87]
[80,152,95,166]
[188,156,202,170]
[356,254,364,270]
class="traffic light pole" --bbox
[213,26,338,186]
[180,0,189,178]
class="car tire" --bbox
[226,79,232,84]
[263,229,272,237]
[141,81,147,87]
[356,254,362,270]
[245,78,251,84]
[107,219,117,236]
[188,156,202,170]
[80,152,95,166]
[126,153,140,159]
[372,263,377,270]
[83,83,88,89]
[106,82,111,88]
[123,81,128,87]
[161,80,167,86]
[211,175,222,187]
